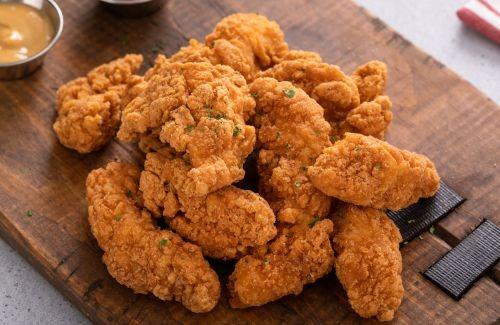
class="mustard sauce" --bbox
[0,3,54,63]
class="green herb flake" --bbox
[407,219,415,224]
[159,238,170,249]
[300,165,307,172]
[26,210,33,217]
[262,258,270,266]
[182,155,191,166]
[114,215,122,221]
[126,190,132,198]
[330,135,340,143]
[309,216,320,228]
[294,180,301,188]
[276,131,282,139]
[233,126,242,137]
[429,226,436,234]
[251,92,258,99]
[282,88,296,98]
[184,125,195,133]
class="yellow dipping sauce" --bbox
[0,3,54,63]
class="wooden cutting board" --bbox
[0,0,498,323]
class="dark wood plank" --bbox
[0,0,498,323]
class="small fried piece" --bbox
[119,58,256,196]
[351,60,388,103]
[339,95,393,139]
[308,133,440,210]
[86,162,220,313]
[53,54,143,153]
[140,148,277,260]
[205,13,289,81]
[259,59,360,123]
[333,204,403,322]
[229,219,334,307]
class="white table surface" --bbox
[1,1,498,324]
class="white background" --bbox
[0,1,498,324]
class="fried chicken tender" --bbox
[140,148,277,260]
[251,78,332,225]
[259,59,360,123]
[333,204,403,322]
[205,13,289,81]
[227,78,334,307]
[53,54,143,153]
[86,162,220,313]
[351,60,388,103]
[118,58,256,196]
[229,219,334,307]
[308,133,440,210]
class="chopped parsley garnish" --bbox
[429,226,436,234]
[182,155,191,166]
[309,216,320,228]
[262,258,270,266]
[114,215,122,221]
[251,92,258,99]
[126,190,132,198]
[330,135,340,143]
[294,180,301,188]
[26,210,33,217]
[282,88,296,98]
[184,125,195,133]
[159,238,169,249]
[214,112,226,120]
[233,126,242,137]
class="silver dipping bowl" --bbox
[100,0,167,18]
[0,0,63,80]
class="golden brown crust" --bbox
[86,162,220,313]
[332,204,403,322]
[351,60,388,103]
[118,58,256,197]
[308,133,440,210]
[53,54,143,153]
[205,13,289,81]
[139,148,277,260]
[229,219,334,307]
[259,59,360,123]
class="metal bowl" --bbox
[0,0,63,80]
[99,0,167,18]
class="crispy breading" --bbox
[118,58,256,196]
[227,78,334,307]
[229,219,334,307]
[337,95,393,139]
[53,54,143,153]
[86,162,220,313]
[333,204,403,322]
[251,77,332,226]
[282,50,323,62]
[351,60,388,103]
[259,59,360,123]
[205,13,289,81]
[139,148,277,260]
[308,133,440,210]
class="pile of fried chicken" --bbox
[54,13,440,321]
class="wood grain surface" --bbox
[0,0,498,323]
